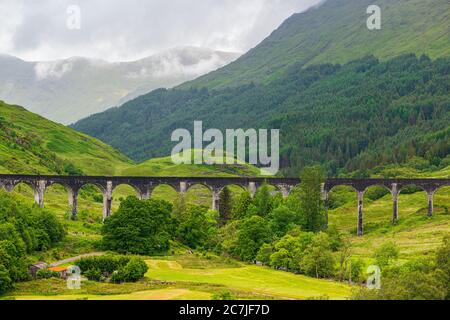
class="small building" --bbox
[48,266,68,279]
[28,262,47,279]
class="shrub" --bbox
[256,243,273,265]
[77,210,102,224]
[84,268,102,281]
[365,186,389,201]
[110,269,126,284]
[374,242,399,268]
[326,225,344,251]
[63,162,84,176]
[36,269,60,279]
[76,255,147,283]
[407,156,430,171]
[343,258,365,283]
[0,264,12,294]
[122,257,148,282]
[212,291,234,300]
[76,255,130,275]
[92,194,103,203]
[399,185,422,195]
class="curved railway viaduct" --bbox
[0,174,448,236]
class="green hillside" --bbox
[119,153,262,177]
[0,100,132,175]
[180,0,450,89]
[0,102,261,177]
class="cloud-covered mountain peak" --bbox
[0,47,240,124]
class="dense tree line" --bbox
[73,54,449,176]
[0,191,66,294]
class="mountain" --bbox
[0,47,240,124]
[180,0,450,89]
[72,0,450,175]
[72,54,450,175]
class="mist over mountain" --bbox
[73,0,450,176]
[0,47,240,124]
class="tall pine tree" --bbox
[219,187,233,225]
[299,166,327,232]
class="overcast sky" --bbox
[0,0,321,62]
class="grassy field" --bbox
[145,258,351,300]
[8,289,212,300]
[2,254,350,300]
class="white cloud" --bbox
[0,0,320,62]
[34,60,74,80]
[152,53,224,78]
[129,47,239,79]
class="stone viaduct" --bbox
[0,174,448,236]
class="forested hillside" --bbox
[180,0,450,89]
[73,55,450,176]
[73,0,450,176]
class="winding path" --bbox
[48,252,104,267]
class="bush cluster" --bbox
[36,269,60,279]
[76,255,148,283]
